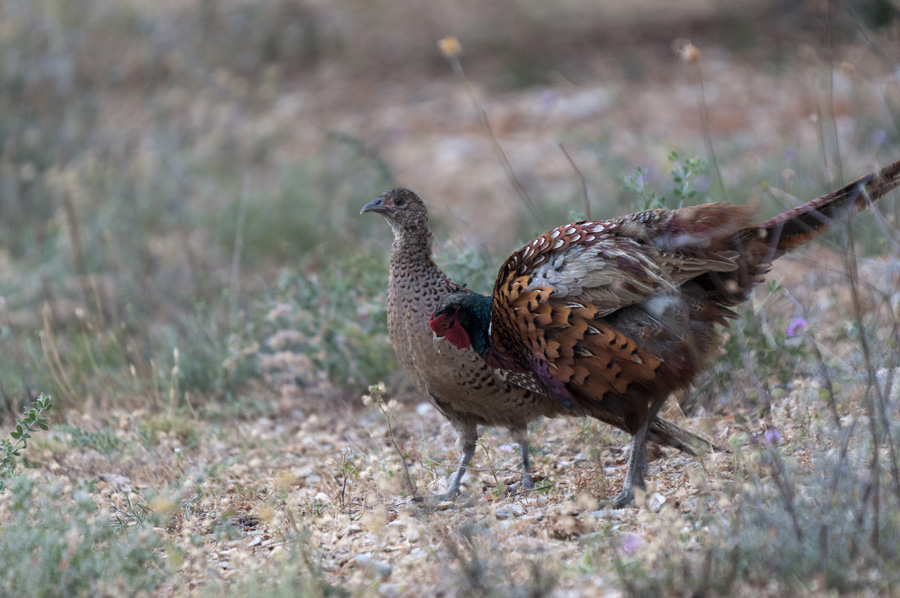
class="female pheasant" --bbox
[362,188,711,499]
[431,160,900,506]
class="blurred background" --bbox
[0,0,898,416]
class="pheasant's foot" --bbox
[411,490,462,503]
[505,473,535,497]
[601,488,635,509]
[410,491,475,510]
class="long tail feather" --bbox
[752,159,900,255]
[709,160,900,307]
[648,416,718,455]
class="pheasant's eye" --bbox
[440,320,451,329]
[394,197,406,207]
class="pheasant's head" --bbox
[429,308,470,349]
[361,187,429,239]
[430,291,493,355]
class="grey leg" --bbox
[608,423,649,507]
[444,420,478,498]
[511,427,534,490]
[607,403,664,508]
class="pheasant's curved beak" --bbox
[360,197,387,214]
[433,333,448,352]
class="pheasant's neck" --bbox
[456,294,495,357]
[390,228,436,273]
[470,329,494,358]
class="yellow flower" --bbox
[257,504,277,522]
[149,495,176,514]
[672,38,700,63]
[438,37,462,58]
[274,470,298,491]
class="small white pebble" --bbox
[495,503,526,519]
[354,554,392,579]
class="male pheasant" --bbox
[362,188,711,498]
[431,160,900,506]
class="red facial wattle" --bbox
[429,312,471,349]
[443,320,471,348]
[429,313,448,336]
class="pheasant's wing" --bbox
[490,205,755,408]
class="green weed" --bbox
[623,152,708,211]
[257,251,395,392]
[0,394,53,492]
[0,476,165,597]
[55,424,121,456]
[609,434,900,596]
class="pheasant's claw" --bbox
[522,473,535,490]
[411,491,456,503]
[410,491,474,510]
[601,489,635,509]
[500,469,537,498]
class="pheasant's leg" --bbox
[609,426,649,507]
[443,420,478,498]
[511,427,534,490]
[607,403,665,508]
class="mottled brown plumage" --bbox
[362,188,711,498]
[432,159,900,505]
